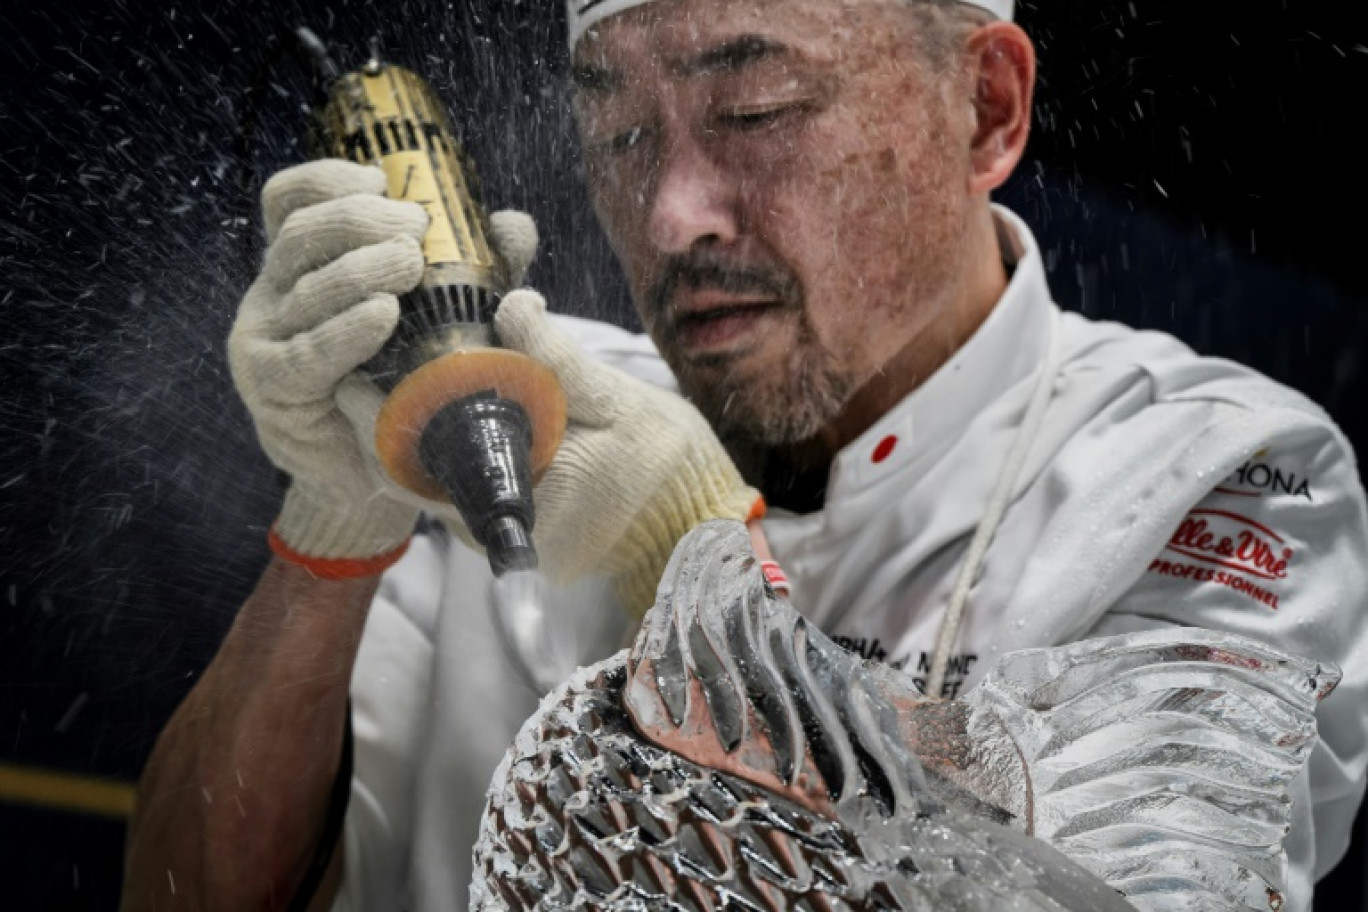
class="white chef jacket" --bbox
[335,207,1368,912]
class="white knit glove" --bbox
[236,171,757,603]
[228,159,436,573]
[496,292,762,614]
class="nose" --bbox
[646,133,740,255]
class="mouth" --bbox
[670,295,787,357]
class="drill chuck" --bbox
[484,516,537,576]
[417,393,539,577]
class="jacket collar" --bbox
[826,206,1057,498]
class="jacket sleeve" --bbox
[331,317,667,911]
[330,529,445,912]
[1085,412,1368,912]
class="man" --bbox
[122,0,1368,909]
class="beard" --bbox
[643,248,853,446]
[667,332,848,514]
[676,324,853,447]
[640,246,856,507]
[667,321,854,512]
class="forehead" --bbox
[571,0,905,82]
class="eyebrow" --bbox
[571,62,621,92]
[670,35,791,78]
[571,35,793,93]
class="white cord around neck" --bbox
[925,309,1061,700]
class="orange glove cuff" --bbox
[268,525,411,580]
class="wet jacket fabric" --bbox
[333,208,1368,912]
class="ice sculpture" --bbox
[473,521,1338,911]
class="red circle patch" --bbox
[872,435,898,464]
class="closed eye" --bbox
[717,102,809,131]
[583,122,654,160]
[609,124,646,152]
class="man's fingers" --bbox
[276,236,425,338]
[487,210,539,288]
[265,194,429,292]
[268,293,401,400]
[262,160,389,244]
[335,374,472,526]
[334,373,386,441]
[495,291,616,424]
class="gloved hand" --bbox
[240,166,756,599]
[230,159,540,577]
[338,288,761,613]
[497,292,764,614]
[229,159,429,575]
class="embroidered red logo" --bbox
[1166,509,1293,581]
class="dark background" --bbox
[2,0,1366,907]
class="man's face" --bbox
[573,0,978,447]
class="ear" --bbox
[964,22,1035,195]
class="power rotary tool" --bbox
[294,28,566,578]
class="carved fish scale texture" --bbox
[472,664,1129,912]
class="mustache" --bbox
[646,253,801,325]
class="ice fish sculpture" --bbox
[473,521,1339,912]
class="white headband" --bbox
[567,0,1014,51]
